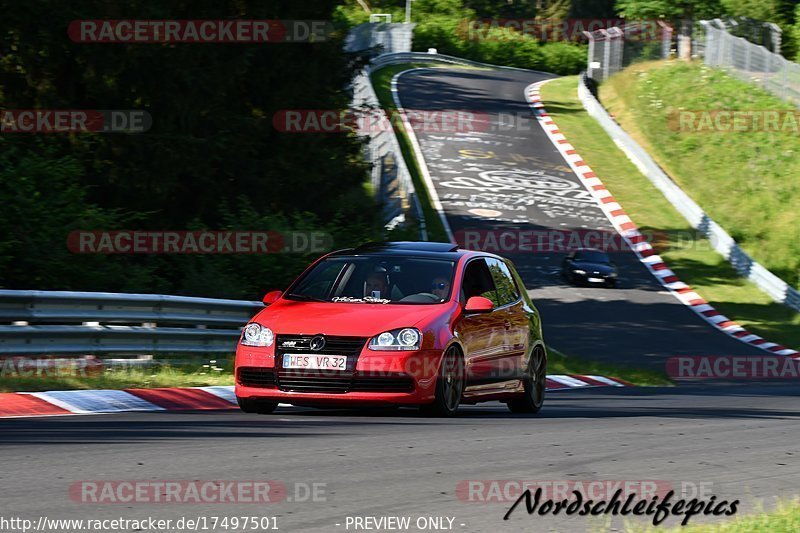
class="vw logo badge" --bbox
[309,335,326,351]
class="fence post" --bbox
[584,30,595,79]
[658,21,673,59]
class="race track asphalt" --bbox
[394,67,767,368]
[1,385,798,532]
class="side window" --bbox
[461,259,499,306]
[487,258,521,306]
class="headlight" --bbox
[609,271,618,277]
[573,269,586,275]
[240,323,274,347]
[368,328,421,351]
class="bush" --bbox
[538,42,587,75]
[413,18,586,74]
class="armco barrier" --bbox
[577,73,800,312]
[0,290,262,354]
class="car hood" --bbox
[571,261,615,275]
[251,300,453,337]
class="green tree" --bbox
[0,0,382,297]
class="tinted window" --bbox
[461,259,499,306]
[286,256,455,304]
[487,258,520,306]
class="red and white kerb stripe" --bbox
[525,80,798,359]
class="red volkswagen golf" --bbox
[235,242,546,416]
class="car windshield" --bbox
[574,250,610,263]
[285,256,456,304]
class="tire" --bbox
[508,347,546,414]
[237,397,278,414]
[421,346,464,417]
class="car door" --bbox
[485,258,528,383]
[457,257,507,387]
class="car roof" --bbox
[327,241,501,262]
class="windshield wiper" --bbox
[285,293,327,302]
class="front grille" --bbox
[351,374,414,393]
[238,367,276,388]
[275,334,366,392]
[275,334,367,355]
[277,370,353,393]
[273,334,413,394]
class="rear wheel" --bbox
[508,347,546,414]
[237,397,278,414]
[421,346,464,417]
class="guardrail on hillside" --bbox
[0,290,263,354]
[577,73,800,312]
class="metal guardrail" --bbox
[0,290,263,354]
[577,73,800,312]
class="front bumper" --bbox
[234,346,443,406]
[571,271,616,285]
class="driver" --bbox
[431,276,450,300]
[365,272,389,298]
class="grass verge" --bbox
[601,60,799,288]
[0,362,233,393]
[547,347,671,386]
[0,346,668,392]
[540,75,800,350]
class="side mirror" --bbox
[262,290,282,305]
[464,296,494,313]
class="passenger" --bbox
[431,276,450,300]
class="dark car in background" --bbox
[561,248,618,287]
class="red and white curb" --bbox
[0,376,631,418]
[525,80,798,359]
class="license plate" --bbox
[282,354,347,370]
[588,277,604,283]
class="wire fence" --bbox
[700,21,800,107]
[584,21,673,82]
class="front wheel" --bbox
[237,397,278,414]
[508,347,546,414]
[421,346,464,417]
